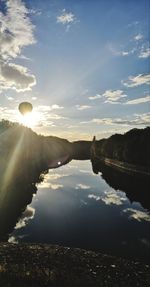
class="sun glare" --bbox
[18,111,40,128]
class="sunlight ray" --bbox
[0,131,25,206]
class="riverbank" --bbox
[91,155,150,176]
[91,127,150,171]
[91,134,150,176]
[0,243,150,287]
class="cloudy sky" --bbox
[0,0,150,140]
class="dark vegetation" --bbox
[0,119,91,178]
[0,119,72,179]
[95,127,150,167]
[2,120,149,170]
[71,140,91,160]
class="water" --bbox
[2,160,150,263]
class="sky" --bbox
[0,0,150,140]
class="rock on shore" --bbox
[0,243,150,287]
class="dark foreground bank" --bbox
[0,243,149,287]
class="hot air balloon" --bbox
[18,102,33,115]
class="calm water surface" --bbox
[8,160,150,263]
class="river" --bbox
[5,160,150,263]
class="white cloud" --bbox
[51,104,64,110]
[15,206,35,229]
[125,95,150,105]
[88,190,126,206]
[49,184,63,190]
[8,236,18,244]
[29,9,42,16]
[101,191,126,206]
[79,169,92,175]
[89,94,102,100]
[0,0,35,60]
[88,194,101,201]
[38,172,65,189]
[46,114,65,120]
[91,118,113,125]
[118,50,134,57]
[112,113,150,126]
[57,10,75,25]
[6,96,14,101]
[83,112,150,126]
[102,90,127,103]
[76,184,91,189]
[123,74,150,87]
[38,181,51,188]
[39,181,63,190]
[36,105,64,112]
[88,90,126,105]
[35,105,65,124]
[67,124,79,129]
[45,173,68,181]
[134,33,143,41]
[36,105,52,112]
[123,208,150,222]
[0,0,36,92]
[127,21,139,27]
[76,105,91,110]
[0,62,36,92]
[108,43,135,57]
[109,34,149,60]
[139,48,150,58]
[0,106,18,121]
[120,51,130,56]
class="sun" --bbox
[18,111,40,128]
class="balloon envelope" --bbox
[19,102,33,115]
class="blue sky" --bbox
[0,0,149,140]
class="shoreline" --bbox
[91,138,150,176]
[94,157,150,176]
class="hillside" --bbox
[0,120,92,189]
[0,120,72,181]
[94,127,150,168]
